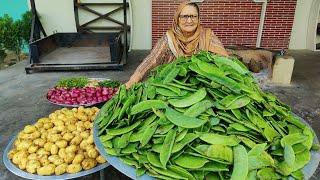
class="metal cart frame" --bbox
[25,0,129,74]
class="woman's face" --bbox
[178,5,199,35]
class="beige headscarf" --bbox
[166,1,228,57]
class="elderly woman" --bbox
[125,1,228,88]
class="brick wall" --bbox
[152,0,297,50]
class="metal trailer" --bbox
[25,0,129,74]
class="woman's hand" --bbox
[125,81,132,89]
[125,79,136,89]
[125,74,142,89]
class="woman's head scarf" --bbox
[166,1,227,57]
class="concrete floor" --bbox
[0,50,319,179]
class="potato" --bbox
[64,110,74,117]
[55,163,67,175]
[76,120,84,126]
[77,114,88,122]
[48,154,59,162]
[54,125,65,132]
[84,108,94,116]
[66,145,77,153]
[92,107,99,112]
[34,122,44,129]
[87,148,98,159]
[61,107,69,112]
[90,115,97,121]
[12,150,28,165]
[33,131,42,139]
[18,158,28,170]
[8,149,17,160]
[23,125,37,134]
[79,140,88,150]
[48,155,64,166]
[62,133,74,141]
[37,148,50,156]
[14,139,21,146]
[66,164,82,174]
[38,117,51,124]
[78,106,85,112]
[83,152,89,159]
[60,130,67,136]
[53,120,64,126]
[40,131,48,140]
[37,164,55,176]
[85,145,94,152]
[50,144,59,155]
[72,131,80,136]
[57,114,66,121]
[77,149,85,155]
[70,136,82,145]
[33,138,46,147]
[20,131,40,140]
[27,153,38,160]
[76,126,86,133]
[96,155,106,164]
[43,122,54,129]
[72,154,84,164]
[48,134,62,142]
[80,131,90,139]
[39,155,50,166]
[47,128,59,135]
[81,158,97,170]
[58,148,66,159]
[56,140,68,148]
[17,132,25,139]
[86,135,94,145]
[67,124,77,132]
[48,112,57,119]
[63,152,75,164]
[65,117,77,124]
[83,121,92,130]
[26,159,41,174]
[44,142,54,152]
[28,145,39,154]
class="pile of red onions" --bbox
[47,87,118,105]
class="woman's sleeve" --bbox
[127,36,168,84]
[209,31,229,57]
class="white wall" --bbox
[31,0,77,34]
[289,0,320,50]
[289,0,313,49]
[29,0,152,50]
[131,0,152,50]
[306,0,320,50]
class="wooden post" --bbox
[74,0,80,32]
[123,0,128,64]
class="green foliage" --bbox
[56,76,89,88]
[0,11,32,60]
[98,80,121,88]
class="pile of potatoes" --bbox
[7,106,107,176]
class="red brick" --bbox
[152,0,297,49]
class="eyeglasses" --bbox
[179,14,199,21]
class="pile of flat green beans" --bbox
[96,51,318,180]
